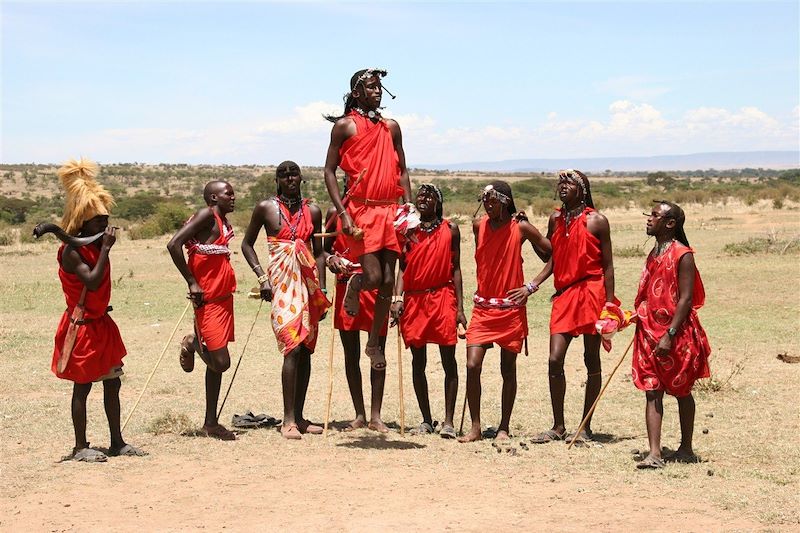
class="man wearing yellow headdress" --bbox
[50,157,145,462]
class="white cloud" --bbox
[4,100,797,165]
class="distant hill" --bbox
[417,151,799,173]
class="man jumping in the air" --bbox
[324,68,412,372]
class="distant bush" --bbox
[723,237,799,256]
[0,197,36,224]
[616,245,646,258]
[128,203,192,240]
[115,193,162,220]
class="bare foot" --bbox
[368,419,389,433]
[281,423,302,440]
[179,334,195,373]
[297,419,323,435]
[666,447,699,463]
[343,418,367,432]
[343,274,362,316]
[495,429,511,441]
[202,423,236,441]
[458,428,483,443]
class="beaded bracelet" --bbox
[525,281,539,295]
[257,274,269,285]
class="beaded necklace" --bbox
[418,218,443,234]
[563,203,586,237]
[275,197,305,241]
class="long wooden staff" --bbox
[122,301,191,431]
[567,335,635,449]
[217,300,263,419]
[458,394,468,436]
[397,323,406,436]
[323,313,337,437]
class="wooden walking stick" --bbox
[458,394,467,436]
[323,314,337,437]
[122,301,191,431]
[397,323,406,436]
[217,300,263,419]
[568,335,635,450]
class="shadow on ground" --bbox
[336,434,426,450]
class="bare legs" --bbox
[183,334,231,430]
[458,346,517,443]
[545,333,602,436]
[70,377,127,452]
[281,346,315,437]
[644,389,664,460]
[410,344,458,429]
[340,329,387,430]
[359,250,397,360]
[640,390,697,467]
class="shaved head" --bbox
[203,180,230,205]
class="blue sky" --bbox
[2,1,798,165]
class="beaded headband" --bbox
[418,183,443,206]
[479,184,511,204]
[558,169,588,199]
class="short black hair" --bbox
[203,180,229,206]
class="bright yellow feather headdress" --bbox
[57,157,115,235]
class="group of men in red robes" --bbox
[45,69,710,467]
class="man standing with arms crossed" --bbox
[324,68,413,372]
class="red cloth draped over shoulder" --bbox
[401,220,457,348]
[52,244,126,383]
[275,199,314,243]
[332,220,387,335]
[339,112,404,257]
[186,208,236,350]
[466,216,527,353]
[550,207,613,336]
[632,242,710,397]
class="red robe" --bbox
[52,244,126,383]
[332,219,387,335]
[186,208,237,351]
[632,242,711,397]
[401,220,457,348]
[339,111,405,258]
[269,199,330,354]
[550,207,611,336]
[466,216,527,353]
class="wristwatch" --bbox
[667,327,677,338]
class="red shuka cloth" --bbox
[550,207,611,336]
[466,216,527,353]
[187,209,236,351]
[632,243,711,397]
[332,222,387,335]
[401,220,457,348]
[51,244,126,383]
[339,112,404,257]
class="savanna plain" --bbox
[0,169,798,532]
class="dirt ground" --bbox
[1,201,798,532]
